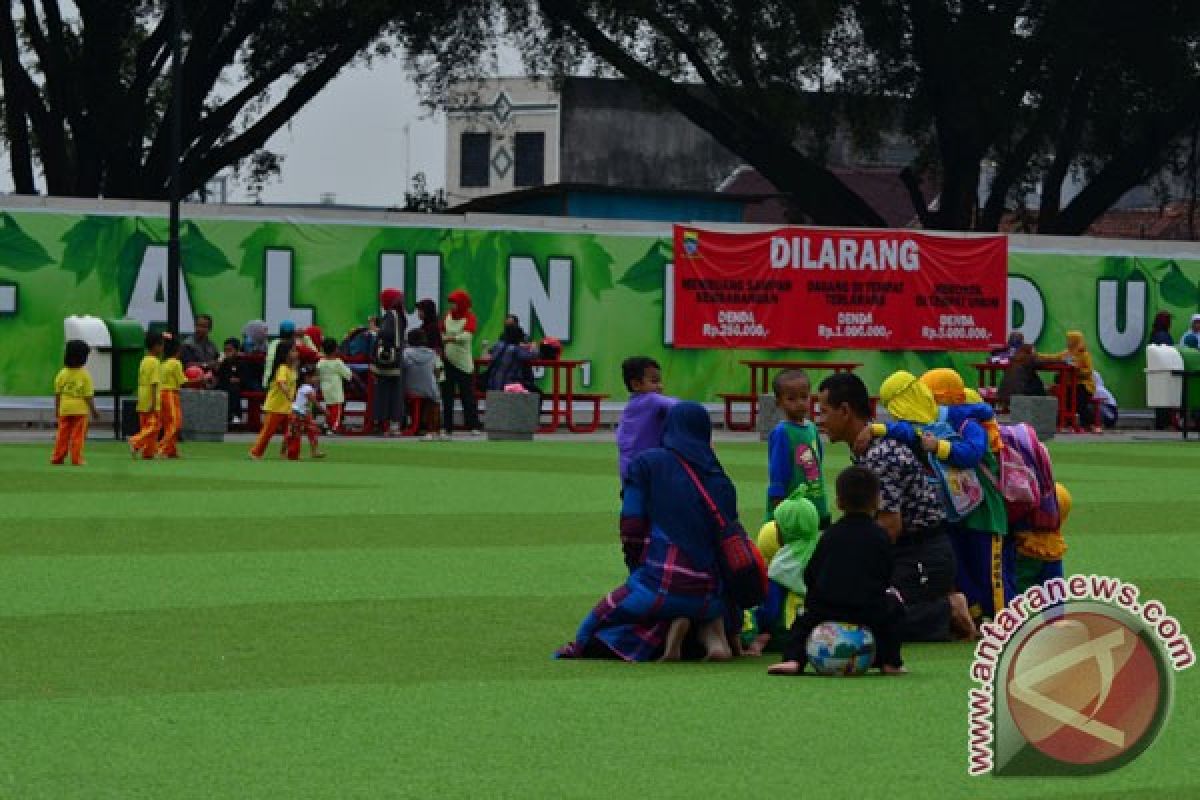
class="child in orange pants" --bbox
[128,331,164,459]
[52,339,100,466]
[157,334,186,458]
[250,341,298,459]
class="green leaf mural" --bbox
[1099,255,1136,281]
[506,229,614,302]
[115,229,153,307]
[181,221,234,276]
[8,205,1200,408]
[447,228,506,333]
[572,236,615,301]
[60,216,140,286]
[1155,260,1198,309]
[619,241,670,293]
[0,213,53,270]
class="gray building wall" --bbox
[559,78,743,191]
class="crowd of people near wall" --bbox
[156,289,558,444]
[556,354,1073,674]
[48,286,563,464]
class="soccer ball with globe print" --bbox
[806,622,876,676]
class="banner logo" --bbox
[968,577,1193,777]
[682,230,700,257]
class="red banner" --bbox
[672,225,1007,350]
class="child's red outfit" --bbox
[52,366,94,465]
[284,383,322,460]
[317,355,352,432]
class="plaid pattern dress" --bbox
[557,427,734,662]
[557,527,723,661]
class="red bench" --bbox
[718,393,757,431]
[566,393,609,433]
[240,391,266,431]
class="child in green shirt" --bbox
[766,369,829,527]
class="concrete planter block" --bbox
[180,388,228,442]
[757,394,782,441]
[484,390,540,441]
[1008,394,1057,440]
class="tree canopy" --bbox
[440,0,1200,233]
[0,0,456,200]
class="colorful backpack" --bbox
[980,442,1040,523]
[998,422,1059,531]
[917,410,985,522]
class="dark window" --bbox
[514,131,545,187]
[460,132,490,188]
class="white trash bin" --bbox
[63,315,113,392]
[1145,345,1184,408]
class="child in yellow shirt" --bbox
[129,331,164,459]
[157,334,186,458]
[250,341,298,459]
[52,339,100,466]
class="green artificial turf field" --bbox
[0,436,1197,799]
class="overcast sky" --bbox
[249,56,449,207]
[0,55,484,208]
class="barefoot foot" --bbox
[767,660,803,676]
[698,617,732,662]
[948,592,979,640]
[658,618,691,662]
[743,633,771,657]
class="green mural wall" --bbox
[1,205,1196,406]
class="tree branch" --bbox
[1037,70,1092,230]
[177,37,371,197]
[899,166,933,227]
[695,0,762,93]
[538,1,884,226]
[1044,94,1200,235]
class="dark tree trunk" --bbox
[0,2,35,193]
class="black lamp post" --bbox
[166,0,183,336]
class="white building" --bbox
[445,78,560,206]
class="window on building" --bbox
[514,132,545,187]
[460,132,490,188]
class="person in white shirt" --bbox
[285,366,327,460]
[1091,370,1118,430]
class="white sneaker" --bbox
[421,433,435,442]
[469,429,484,437]
[440,432,452,440]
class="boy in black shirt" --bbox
[768,466,907,676]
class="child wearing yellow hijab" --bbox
[925,368,1002,452]
[1043,330,1099,432]
[867,369,1014,621]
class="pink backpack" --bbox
[997,423,1059,530]
[982,444,1039,523]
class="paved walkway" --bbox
[1,428,1194,445]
